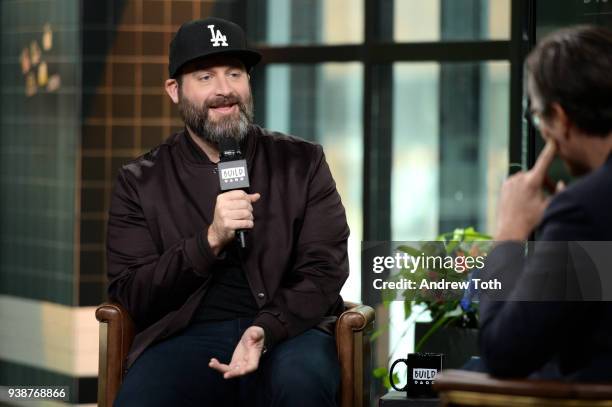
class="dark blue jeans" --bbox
[114,318,340,406]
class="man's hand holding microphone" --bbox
[207,190,260,256]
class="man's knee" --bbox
[261,330,340,406]
[113,336,235,406]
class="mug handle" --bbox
[389,359,408,391]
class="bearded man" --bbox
[107,17,349,407]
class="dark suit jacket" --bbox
[479,153,612,381]
[106,126,349,369]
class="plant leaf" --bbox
[383,372,400,390]
[373,366,388,378]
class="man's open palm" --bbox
[209,326,265,379]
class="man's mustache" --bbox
[205,94,242,109]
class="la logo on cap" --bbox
[207,24,228,47]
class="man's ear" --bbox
[549,102,572,140]
[165,78,179,104]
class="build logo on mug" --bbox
[389,353,443,398]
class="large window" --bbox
[249,1,516,302]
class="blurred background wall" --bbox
[0,1,249,404]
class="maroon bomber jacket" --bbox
[106,125,350,369]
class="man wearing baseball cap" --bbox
[106,17,348,406]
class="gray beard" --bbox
[178,92,254,144]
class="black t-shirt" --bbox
[192,240,258,322]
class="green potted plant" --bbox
[373,227,492,387]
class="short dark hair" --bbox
[526,25,612,137]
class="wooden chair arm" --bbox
[339,303,376,331]
[434,369,612,403]
[96,302,135,407]
[337,303,376,407]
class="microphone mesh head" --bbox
[218,137,242,160]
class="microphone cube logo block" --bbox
[221,167,245,179]
[218,160,250,191]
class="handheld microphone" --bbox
[217,138,250,249]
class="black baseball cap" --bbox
[168,17,262,78]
